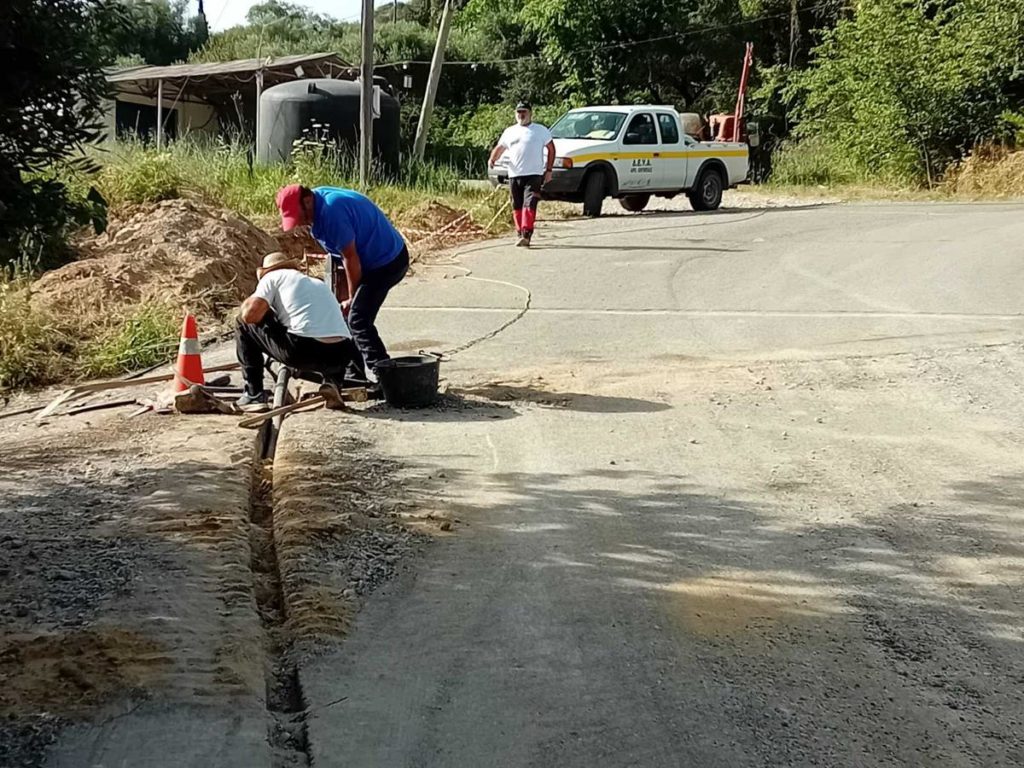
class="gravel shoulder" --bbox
[0,408,267,767]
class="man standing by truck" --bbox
[489,102,556,248]
[275,184,408,383]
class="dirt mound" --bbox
[32,199,277,321]
[400,200,486,254]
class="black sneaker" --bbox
[237,390,269,412]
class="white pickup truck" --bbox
[488,105,749,216]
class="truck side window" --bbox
[623,113,657,145]
[657,114,680,144]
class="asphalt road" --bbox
[304,202,1024,767]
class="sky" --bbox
[204,0,391,30]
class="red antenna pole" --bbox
[733,42,754,142]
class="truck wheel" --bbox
[582,170,607,218]
[688,167,724,211]
[619,194,650,213]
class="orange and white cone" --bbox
[173,313,205,393]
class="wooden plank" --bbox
[33,363,242,422]
[70,362,241,395]
[66,398,138,416]
[0,404,46,421]
[35,389,83,422]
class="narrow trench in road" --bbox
[248,422,310,767]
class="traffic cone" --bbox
[173,313,205,393]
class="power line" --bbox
[372,1,837,70]
[210,0,232,29]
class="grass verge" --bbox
[0,275,184,393]
[81,303,182,379]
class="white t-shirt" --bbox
[253,269,350,339]
[498,123,553,178]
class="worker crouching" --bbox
[235,252,359,412]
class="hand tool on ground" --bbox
[236,385,365,429]
[174,384,239,415]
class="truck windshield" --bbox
[550,111,626,141]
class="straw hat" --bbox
[259,252,301,273]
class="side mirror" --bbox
[625,132,641,144]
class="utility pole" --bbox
[413,0,453,162]
[359,0,374,185]
[393,0,398,23]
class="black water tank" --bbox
[256,79,400,175]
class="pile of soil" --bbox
[32,199,278,321]
[401,200,486,252]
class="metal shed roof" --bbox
[108,52,354,99]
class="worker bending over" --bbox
[276,184,408,382]
[236,252,359,412]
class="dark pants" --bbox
[236,314,359,393]
[344,245,409,373]
[510,175,543,236]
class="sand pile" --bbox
[401,200,486,253]
[33,199,277,320]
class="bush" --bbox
[770,137,871,187]
[787,0,1024,186]
[0,0,126,273]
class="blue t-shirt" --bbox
[310,187,405,270]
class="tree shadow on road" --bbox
[392,457,1024,765]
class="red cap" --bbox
[276,184,304,232]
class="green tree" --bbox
[0,0,125,270]
[786,0,1024,185]
[111,0,209,66]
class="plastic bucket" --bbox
[376,354,440,408]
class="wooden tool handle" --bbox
[236,395,326,429]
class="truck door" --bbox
[619,112,658,190]
[656,113,687,191]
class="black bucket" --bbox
[376,354,441,408]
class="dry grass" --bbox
[0,274,185,393]
[944,145,1024,199]
[767,144,1024,202]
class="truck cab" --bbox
[489,105,750,216]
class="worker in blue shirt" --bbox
[276,184,409,380]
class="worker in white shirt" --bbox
[488,101,555,248]
[235,252,360,411]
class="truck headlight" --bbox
[553,157,574,169]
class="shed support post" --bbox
[254,69,264,157]
[156,79,164,149]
